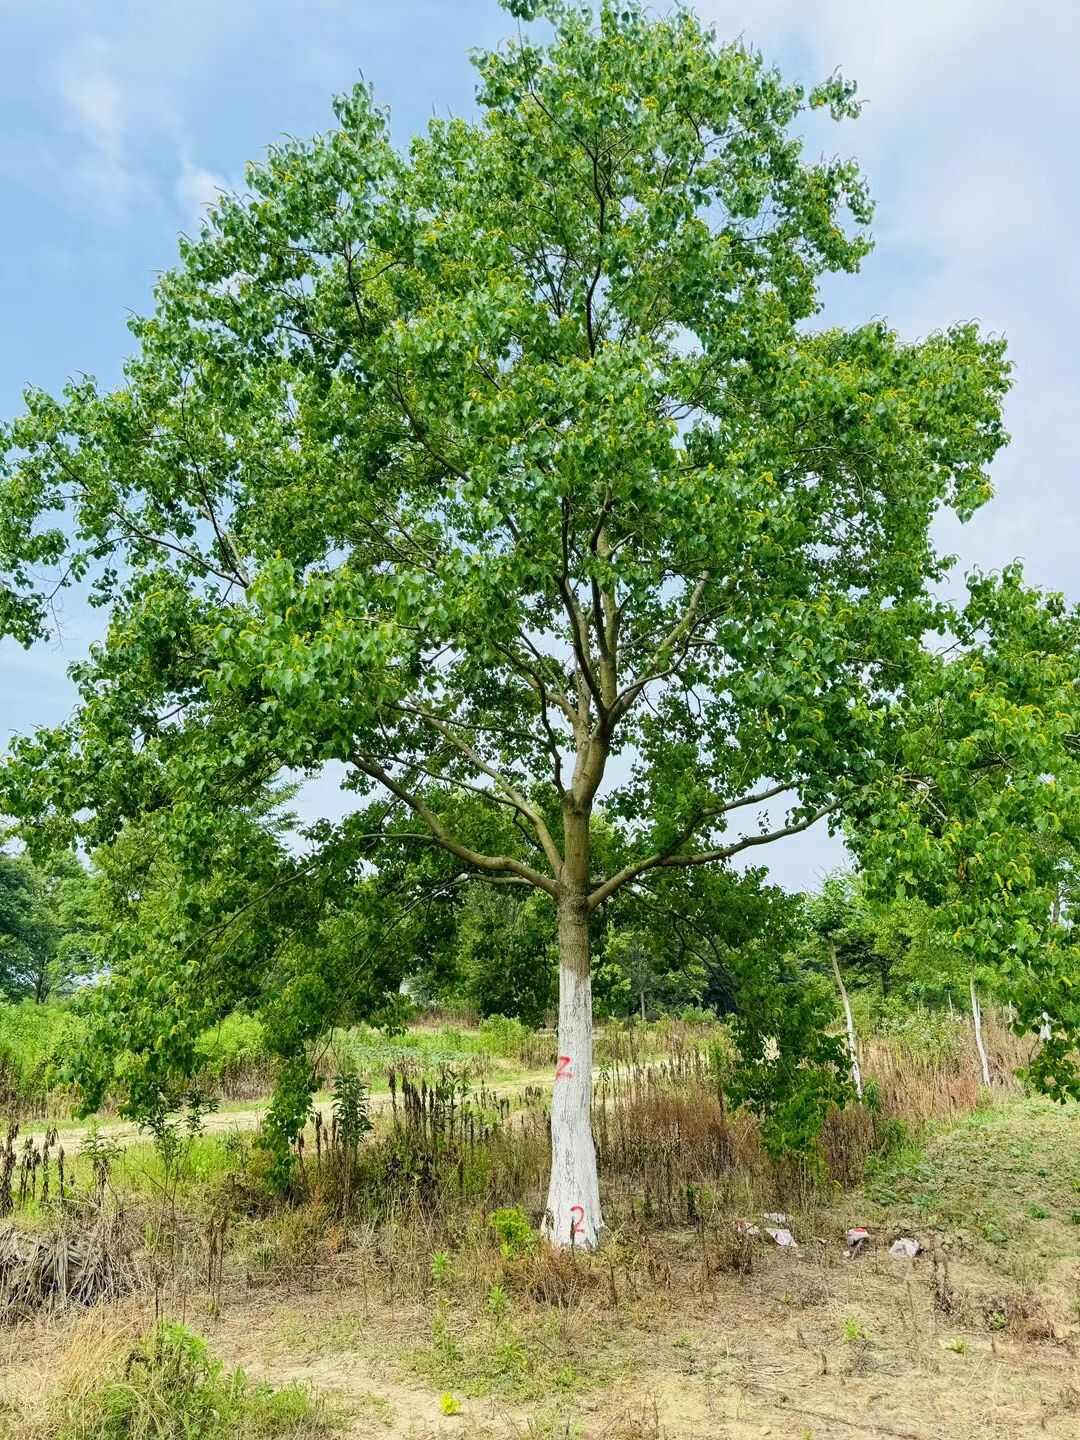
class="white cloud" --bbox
[59,43,125,152]
[55,39,138,211]
[174,156,230,223]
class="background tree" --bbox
[851,569,1080,1096]
[451,885,556,1027]
[0,850,99,1002]
[806,873,866,1097]
[0,852,37,997]
[68,790,411,1164]
[0,1,1018,1244]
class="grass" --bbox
[3,1320,339,1440]
[5,1089,1080,1437]
[5,1008,1078,1438]
[864,1096,1080,1261]
[408,1303,604,1402]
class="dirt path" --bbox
[25,1070,556,1156]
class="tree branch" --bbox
[349,749,559,897]
[587,800,835,911]
[395,704,564,874]
[612,573,711,722]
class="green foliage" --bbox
[451,886,555,1027]
[0,999,87,1112]
[852,571,1080,1096]
[194,1013,268,1080]
[722,940,851,1159]
[0,0,1053,1166]
[488,1206,538,1259]
[0,851,99,1003]
[46,1321,332,1439]
[476,1014,534,1060]
[330,1071,372,1150]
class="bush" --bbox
[0,1000,87,1117]
[194,1013,274,1100]
[44,1321,333,1439]
[477,1015,531,1060]
[488,1206,537,1260]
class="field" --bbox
[3,1011,1079,1439]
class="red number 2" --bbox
[555,1055,573,1080]
[569,1205,586,1240]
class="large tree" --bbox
[0,1,1014,1243]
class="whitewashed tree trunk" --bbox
[970,975,991,1087]
[829,943,862,1099]
[543,890,602,1248]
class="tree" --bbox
[851,569,1080,1096]
[806,874,864,1097]
[451,884,557,1026]
[67,791,410,1161]
[0,1,1014,1244]
[0,850,99,1002]
[0,852,37,996]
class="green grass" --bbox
[408,1307,596,1403]
[864,1095,1080,1258]
[11,1322,338,1440]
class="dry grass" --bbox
[6,1197,1078,1440]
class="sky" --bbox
[1,0,1078,890]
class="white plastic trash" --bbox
[889,1238,921,1259]
[765,1227,797,1248]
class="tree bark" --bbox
[543,803,603,1249]
[970,975,991,1087]
[543,892,602,1247]
[829,943,862,1100]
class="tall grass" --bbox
[9,1318,334,1439]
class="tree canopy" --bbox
[0,850,98,1003]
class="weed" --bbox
[489,1206,537,1259]
[24,1320,335,1438]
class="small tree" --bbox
[852,570,1080,1096]
[0,2,1017,1243]
[806,874,863,1098]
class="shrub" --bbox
[43,1321,333,1438]
[0,1000,87,1117]
[488,1206,537,1260]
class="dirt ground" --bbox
[3,1222,1079,1439]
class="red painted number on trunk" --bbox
[555,1055,573,1080]
[569,1205,586,1240]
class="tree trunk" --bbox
[640,989,646,1023]
[543,889,602,1249]
[829,943,862,1100]
[970,975,991,1087]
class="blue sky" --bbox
[2,0,1078,888]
